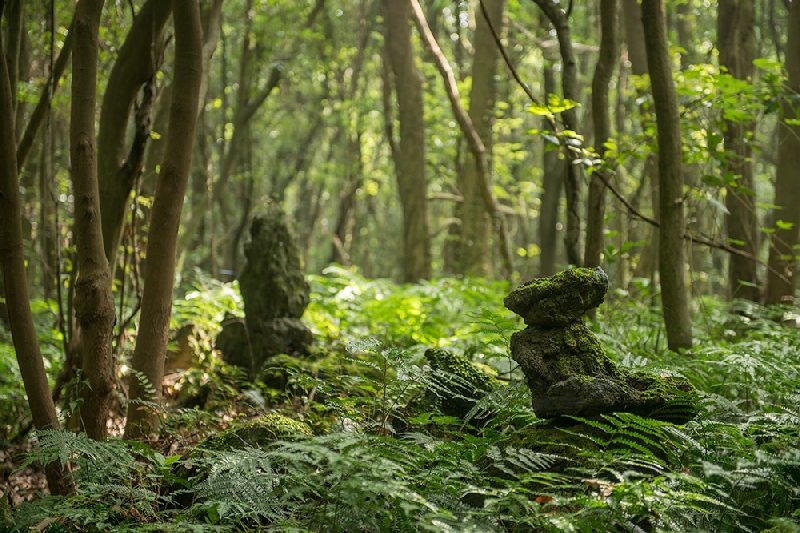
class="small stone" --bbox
[504,267,609,327]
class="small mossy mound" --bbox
[424,348,499,421]
[201,413,312,452]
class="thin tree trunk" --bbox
[538,12,563,277]
[15,8,75,170]
[4,0,22,118]
[719,0,759,302]
[98,0,172,269]
[532,0,582,267]
[0,6,71,494]
[384,0,431,282]
[764,1,800,305]
[71,0,117,440]
[585,0,618,270]
[39,126,57,299]
[641,0,692,351]
[409,0,513,279]
[125,0,203,438]
[623,0,659,286]
[458,0,506,277]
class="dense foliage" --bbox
[2,269,799,532]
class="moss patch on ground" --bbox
[200,413,312,451]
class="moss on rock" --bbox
[504,267,699,424]
[201,413,312,451]
[504,267,609,327]
[424,348,499,421]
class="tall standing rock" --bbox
[216,204,312,378]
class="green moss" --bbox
[424,348,499,420]
[504,267,608,326]
[201,413,312,451]
[426,348,498,393]
[621,370,700,423]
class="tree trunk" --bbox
[409,0,513,278]
[641,0,692,351]
[384,0,431,282]
[675,0,696,67]
[15,9,74,171]
[458,0,505,277]
[718,0,759,302]
[4,0,22,118]
[98,0,172,269]
[532,0,582,267]
[538,10,563,278]
[125,0,203,438]
[0,3,71,494]
[764,1,800,305]
[622,0,659,286]
[71,0,117,440]
[585,0,618,269]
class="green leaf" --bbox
[163,454,182,466]
[753,57,783,72]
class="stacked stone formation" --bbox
[504,267,698,424]
[216,204,312,378]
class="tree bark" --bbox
[538,66,563,276]
[458,0,506,277]
[125,0,203,438]
[622,0,659,286]
[71,0,117,440]
[4,0,22,118]
[585,0,618,269]
[384,0,431,282]
[0,1,71,494]
[15,8,75,171]
[97,0,172,269]
[718,0,759,302]
[409,0,513,279]
[538,12,563,277]
[641,0,692,350]
[532,0,582,267]
[764,0,800,305]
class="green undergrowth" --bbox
[2,269,800,532]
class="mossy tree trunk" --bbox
[71,0,117,440]
[0,0,71,495]
[641,0,693,351]
[765,1,800,305]
[125,0,203,438]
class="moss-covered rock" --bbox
[201,413,312,452]
[216,204,312,379]
[424,348,499,421]
[505,267,699,424]
[504,267,609,327]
